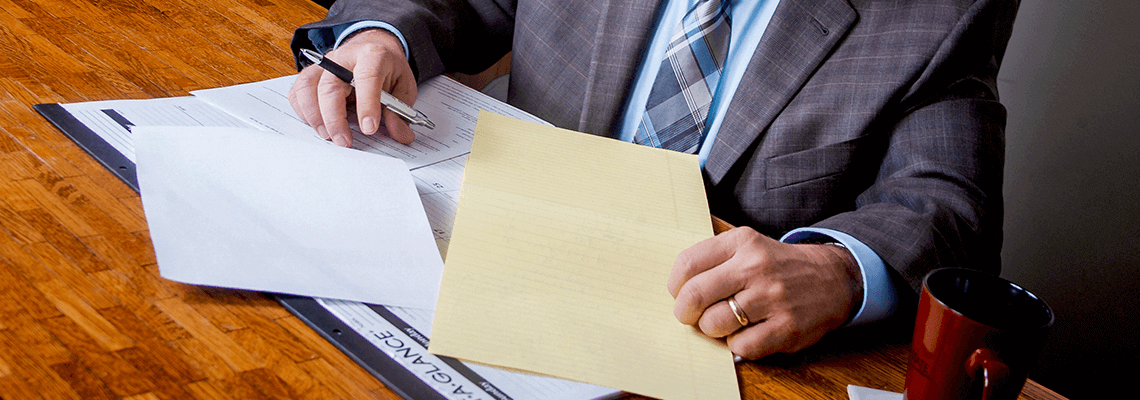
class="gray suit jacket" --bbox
[293,0,1018,292]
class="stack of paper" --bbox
[117,74,739,398]
[58,75,628,399]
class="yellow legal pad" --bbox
[428,112,739,400]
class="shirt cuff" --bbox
[334,21,411,60]
[780,228,897,326]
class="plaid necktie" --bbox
[634,0,732,154]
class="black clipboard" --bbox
[35,103,140,191]
[32,102,587,400]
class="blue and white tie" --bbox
[633,0,732,154]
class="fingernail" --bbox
[361,116,377,134]
[316,125,329,140]
[333,134,350,147]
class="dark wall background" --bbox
[997,0,1140,398]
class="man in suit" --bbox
[288,0,1017,359]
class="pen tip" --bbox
[418,112,436,129]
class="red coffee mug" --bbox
[903,268,1054,400]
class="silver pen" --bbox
[300,48,435,129]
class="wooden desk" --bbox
[0,0,1064,398]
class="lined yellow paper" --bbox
[428,112,739,400]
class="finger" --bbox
[382,68,418,144]
[672,258,745,325]
[383,108,416,144]
[697,289,769,338]
[726,313,794,360]
[694,300,742,338]
[316,69,354,147]
[668,230,739,297]
[351,53,385,136]
[344,29,417,144]
[289,65,327,138]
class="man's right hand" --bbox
[288,28,418,147]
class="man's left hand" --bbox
[667,227,863,359]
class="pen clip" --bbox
[300,48,323,67]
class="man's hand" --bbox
[288,29,417,147]
[668,227,863,359]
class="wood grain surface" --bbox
[0,0,1065,399]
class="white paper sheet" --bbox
[847,385,903,400]
[135,126,445,309]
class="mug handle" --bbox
[966,349,1010,400]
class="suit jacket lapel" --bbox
[704,0,856,184]
[578,0,664,135]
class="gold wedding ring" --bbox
[728,296,750,327]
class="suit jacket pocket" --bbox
[765,135,869,190]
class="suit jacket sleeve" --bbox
[830,1,1012,293]
[290,0,517,81]
[706,0,1017,294]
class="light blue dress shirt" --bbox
[329,0,896,325]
